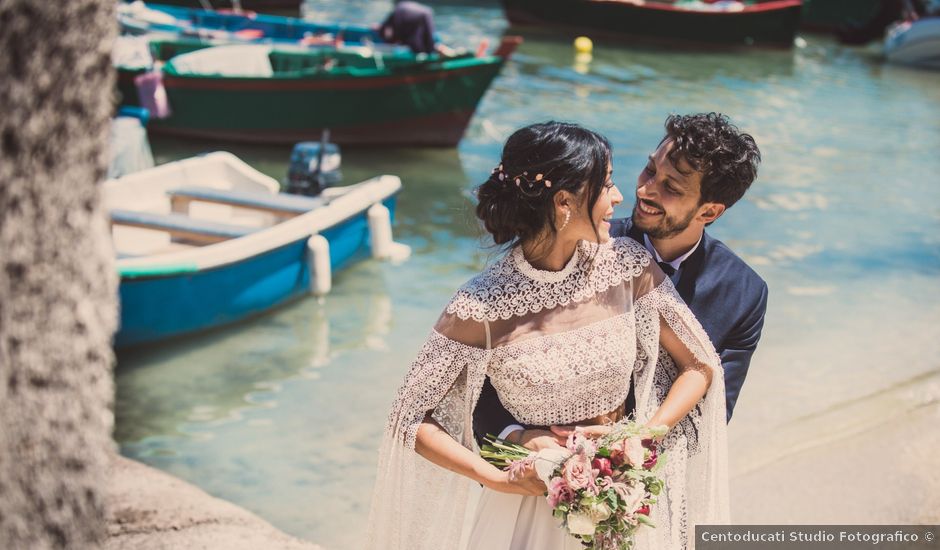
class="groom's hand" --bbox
[508,428,567,451]
[549,424,612,440]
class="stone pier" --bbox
[104,455,324,550]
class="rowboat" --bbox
[118,2,383,46]
[500,0,803,48]
[113,36,395,108]
[885,17,940,70]
[105,152,404,348]
[119,36,521,146]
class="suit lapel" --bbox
[674,232,708,304]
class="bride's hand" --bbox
[480,463,546,496]
[508,428,567,452]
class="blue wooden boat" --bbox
[118,1,387,47]
[103,152,404,348]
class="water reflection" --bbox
[116,277,396,444]
[515,32,796,85]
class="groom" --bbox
[473,112,768,454]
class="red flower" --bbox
[592,457,613,477]
[636,505,650,516]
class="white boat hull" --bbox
[885,17,940,70]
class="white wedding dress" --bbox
[367,238,729,549]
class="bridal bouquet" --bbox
[481,422,668,550]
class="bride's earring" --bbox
[558,209,571,232]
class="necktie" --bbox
[657,261,676,277]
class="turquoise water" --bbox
[115,2,940,547]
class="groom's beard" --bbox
[632,203,697,239]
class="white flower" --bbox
[588,501,612,523]
[622,482,646,514]
[566,510,598,536]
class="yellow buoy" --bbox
[574,36,593,54]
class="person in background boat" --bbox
[378,1,457,56]
[838,0,936,44]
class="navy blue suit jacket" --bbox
[472,218,768,443]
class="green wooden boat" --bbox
[117,37,521,146]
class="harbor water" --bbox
[115,1,940,546]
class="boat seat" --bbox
[110,209,257,245]
[167,186,326,218]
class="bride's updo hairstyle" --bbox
[476,121,611,248]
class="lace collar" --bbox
[445,237,652,322]
[510,244,582,283]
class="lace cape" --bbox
[366,238,729,549]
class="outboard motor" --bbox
[286,131,342,196]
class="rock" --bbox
[104,455,324,550]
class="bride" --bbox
[367,122,728,549]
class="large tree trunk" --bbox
[0,0,118,547]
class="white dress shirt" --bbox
[643,233,702,272]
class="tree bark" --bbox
[0,0,118,547]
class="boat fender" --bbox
[368,203,411,262]
[368,203,393,259]
[306,235,332,296]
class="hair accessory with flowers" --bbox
[491,163,554,196]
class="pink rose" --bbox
[562,453,596,492]
[547,477,575,508]
[592,457,613,478]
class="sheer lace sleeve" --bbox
[386,314,490,449]
[630,261,730,549]
[367,306,491,549]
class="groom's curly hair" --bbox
[662,113,761,211]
